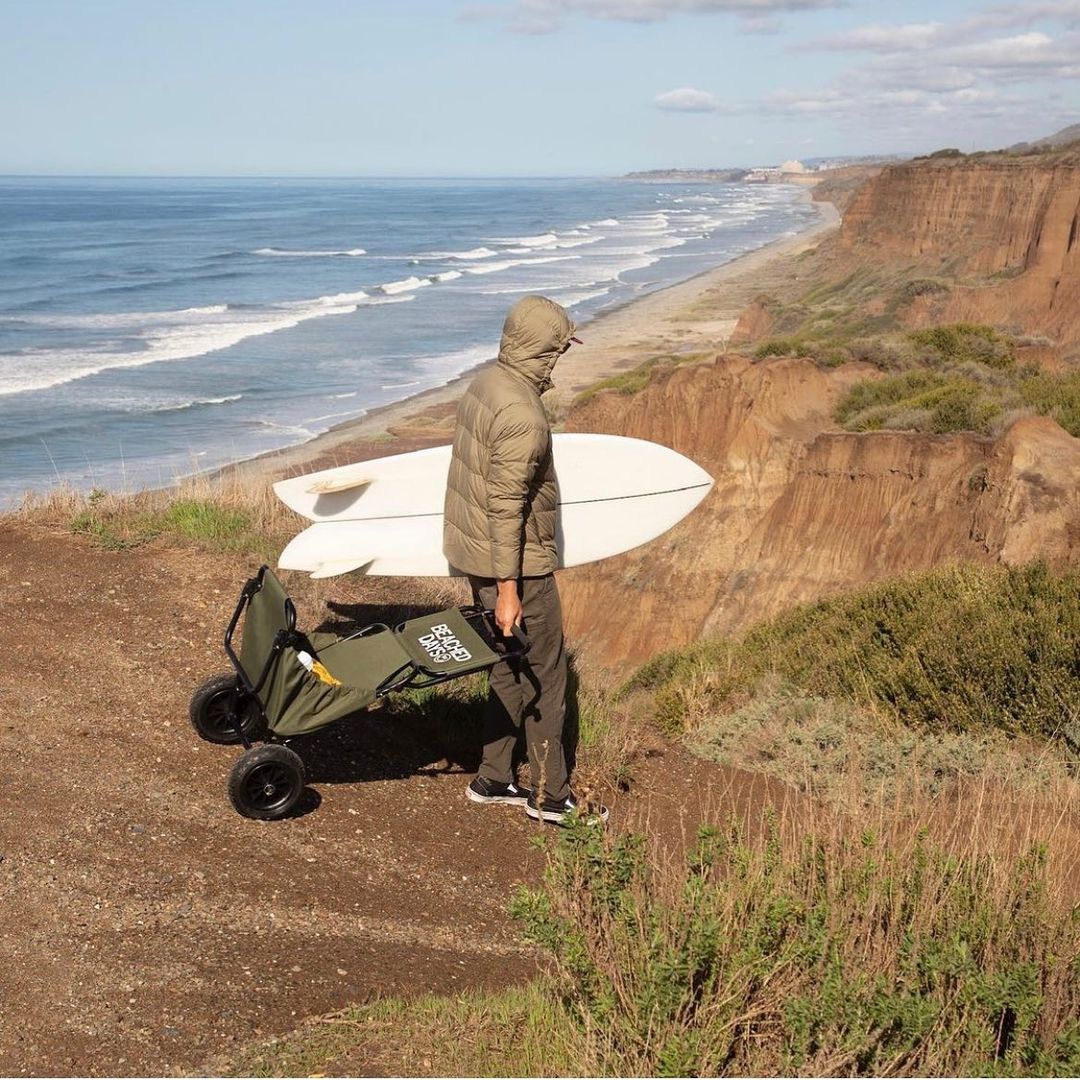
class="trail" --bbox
[0,526,545,1075]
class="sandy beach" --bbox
[228,192,840,483]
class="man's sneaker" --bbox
[525,792,609,825]
[466,775,532,806]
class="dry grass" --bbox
[684,674,1080,811]
[13,467,302,559]
[226,784,1080,1078]
[508,788,1080,1077]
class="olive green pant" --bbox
[469,573,570,803]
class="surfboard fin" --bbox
[307,476,373,495]
[308,559,375,580]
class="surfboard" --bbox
[275,433,713,578]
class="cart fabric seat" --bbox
[237,569,503,738]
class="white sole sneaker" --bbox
[466,782,530,806]
[525,801,609,825]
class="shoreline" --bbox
[217,192,841,484]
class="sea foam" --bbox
[252,247,367,257]
[0,291,370,397]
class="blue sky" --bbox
[2,0,1078,175]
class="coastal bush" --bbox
[1019,370,1080,437]
[509,814,1080,1077]
[624,562,1080,742]
[228,805,1080,1078]
[835,326,1026,433]
[684,675,1078,807]
[572,351,712,407]
[909,323,1014,369]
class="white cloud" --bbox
[802,21,951,52]
[739,14,783,34]
[654,87,722,112]
[472,0,843,33]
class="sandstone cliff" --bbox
[560,356,1080,669]
[838,152,1080,354]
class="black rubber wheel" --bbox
[228,745,306,821]
[189,672,264,745]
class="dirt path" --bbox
[0,523,775,1076]
[0,525,552,1076]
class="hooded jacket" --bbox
[443,295,576,580]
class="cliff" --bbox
[559,356,1080,669]
[837,151,1080,354]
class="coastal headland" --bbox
[3,149,1080,1075]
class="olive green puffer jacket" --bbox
[443,295,576,580]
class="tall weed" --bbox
[511,812,1080,1077]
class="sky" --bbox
[1,0,1078,176]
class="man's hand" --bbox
[495,579,523,637]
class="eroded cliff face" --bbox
[560,356,1080,670]
[839,155,1080,352]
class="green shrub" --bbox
[574,352,710,407]
[835,370,951,425]
[510,816,1080,1077]
[835,325,1025,433]
[1019,370,1080,437]
[625,562,1080,741]
[909,324,1014,369]
[685,676,1075,806]
[754,338,802,359]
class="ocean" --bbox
[0,176,818,507]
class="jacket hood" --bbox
[497,295,576,394]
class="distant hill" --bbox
[1008,121,1080,152]
[622,168,748,182]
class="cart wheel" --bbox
[228,745,306,821]
[189,673,264,745]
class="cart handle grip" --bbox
[509,623,531,655]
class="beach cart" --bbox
[189,565,528,820]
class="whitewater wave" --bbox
[486,232,558,248]
[0,291,370,397]
[432,269,463,282]
[379,275,430,295]
[462,255,580,276]
[252,247,367,257]
[149,393,244,414]
[423,246,499,261]
[413,342,498,375]
[359,293,416,305]
[553,287,612,307]
[6,304,230,329]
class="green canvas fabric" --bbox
[313,628,412,689]
[238,568,292,687]
[397,607,501,677]
[259,641,373,738]
[235,571,371,737]
[234,569,506,738]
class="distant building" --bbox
[779,159,809,174]
[746,167,781,182]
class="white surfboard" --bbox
[276,434,712,578]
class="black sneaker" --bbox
[466,775,532,806]
[525,792,609,825]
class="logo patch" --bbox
[417,623,472,665]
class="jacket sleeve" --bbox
[486,407,549,580]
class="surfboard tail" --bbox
[307,559,374,580]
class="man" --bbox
[443,295,605,824]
